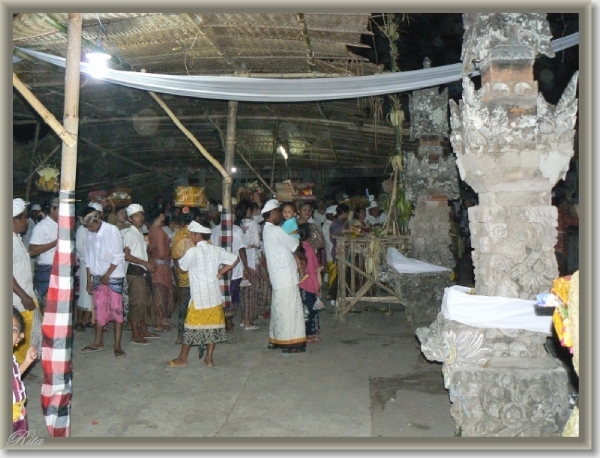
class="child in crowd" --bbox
[281,201,307,281]
[281,201,300,239]
[297,224,323,342]
[12,307,38,436]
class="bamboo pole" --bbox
[235,149,275,195]
[59,13,82,192]
[222,100,238,211]
[13,73,77,148]
[148,91,230,181]
[24,122,40,201]
[269,120,279,191]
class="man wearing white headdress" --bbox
[13,198,42,364]
[122,204,159,345]
[166,221,238,368]
[261,199,307,353]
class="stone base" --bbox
[384,268,453,326]
[416,314,570,437]
[449,355,569,436]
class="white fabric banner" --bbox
[441,285,553,334]
[386,247,450,274]
[13,32,578,103]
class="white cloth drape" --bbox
[13,32,578,102]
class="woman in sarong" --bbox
[148,210,175,331]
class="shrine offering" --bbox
[174,186,208,208]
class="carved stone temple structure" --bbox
[394,74,457,326]
[416,13,577,436]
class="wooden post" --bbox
[269,120,279,192]
[222,100,238,211]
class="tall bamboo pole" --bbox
[60,14,81,192]
[269,120,279,192]
[222,100,238,210]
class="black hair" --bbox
[249,202,259,212]
[150,207,165,221]
[353,206,366,220]
[13,307,25,333]
[297,222,310,242]
[282,201,297,213]
[79,205,98,219]
[552,195,567,207]
[234,200,250,226]
[335,203,350,218]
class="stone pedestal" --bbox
[417,314,569,436]
[383,268,453,326]
[409,196,455,269]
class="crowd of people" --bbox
[12,185,579,435]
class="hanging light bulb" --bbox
[85,37,111,79]
[278,145,288,160]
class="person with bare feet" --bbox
[122,204,159,346]
[166,221,239,369]
[79,207,127,359]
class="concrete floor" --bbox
[23,299,456,439]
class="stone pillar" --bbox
[450,13,579,299]
[416,13,576,437]
[406,81,459,269]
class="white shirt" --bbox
[179,240,238,310]
[22,218,35,250]
[263,222,299,290]
[13,232,35,311]
[75,224,86,263]
[122,225,149,270]
[211,224,248,280]
[366,211,387,226]
[322,219,333,262]
[241,218,261,268]
[313,211,327,228]
[29,215,58,265]
[84,221,126,277]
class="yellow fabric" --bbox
[13,308,34,364]
[171,225,190,287]
[327,261,337,289]
[185,302,224,329]
[13,400,25,422]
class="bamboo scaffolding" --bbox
[236,148,275,195]
[148,90,231,182]
[13,73,77,148]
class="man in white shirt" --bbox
[166,221,238,368]
[79,206,127,359]
[13,198,42,363]
[365,200,387,226]
[261,199,307,353]
[29,197,59,312]
[312,199,327,228]
[122,204,159,345]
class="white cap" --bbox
[89,202,103,212]
[368,201,379,210]
[126,203,144,217]
[13,198,29,217]
[31,204,42,211]
[325,205,338,214]
[261,199,280,214]
[188,221,212,234]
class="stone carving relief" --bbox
[404,151,460,201]
[409,198,455,269]
[461,13,554,75]
[449,72,579,193]
[469,202,558,299]
[416,314,569,436]
[409,87,449,141]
